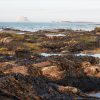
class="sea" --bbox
[0,22,100,32]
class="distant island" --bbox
[52,21,94,23]
[16,16,30,22]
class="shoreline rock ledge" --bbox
[16,16,30,22]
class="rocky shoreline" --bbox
[0,28,100,99]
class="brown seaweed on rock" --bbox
[0,73,95,100]
[48,55,99,71]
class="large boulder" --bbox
[84,66,100,75]
[0,37,12,44]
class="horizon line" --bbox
[0,21,100,23]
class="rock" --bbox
[28,66,42,76]
[4,66,28,75]
[84,66,100,75]
[82,61,91,68]
[0,37,12,44]
[42,66,84,80]
[0,73,91,100]
[65,69,85,77]
[42,66,59,75]
[49,83,83,95]
[57,61,75,71]
[42,66,65,80]
[32,61,52,68]
[16,16,30,22]
[84,68,91,74]
[96,32,100,35]
[15,49,29,57]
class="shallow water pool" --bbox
[0,29,3,31]
[16,33,25,34]
[46,34,66,37]
[89,93,100,97]
[40,53,62,57]
[86,92,100,98]
[75,53,100,59]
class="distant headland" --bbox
[52,21,94,23]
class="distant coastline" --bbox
[52,21,95,23]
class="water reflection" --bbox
[40,53,62,57]
[89,93,100,97]
[75,53,100,59]
[0,29,3,31]
[16,33,25,35]
[46,34,66,37]
[86,91,100,98]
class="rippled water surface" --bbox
[0,22,100,32]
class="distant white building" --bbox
[16,16,29,22]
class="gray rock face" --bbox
[16,16,29,22]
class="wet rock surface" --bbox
[0,37,12,44]
[0,54,100,99]
[0,73,97,100]
[0,29,100,99]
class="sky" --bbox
[0,0,100,22]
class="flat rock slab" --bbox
[42,66,59,75]
[0,37,12,44]
[42,66,66,80]
[0,61,18,72]
[0,61,17,67]
[32,61,52,67]
[84,66,100,75]
[0,61,28,75]
[4,66,28,75]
